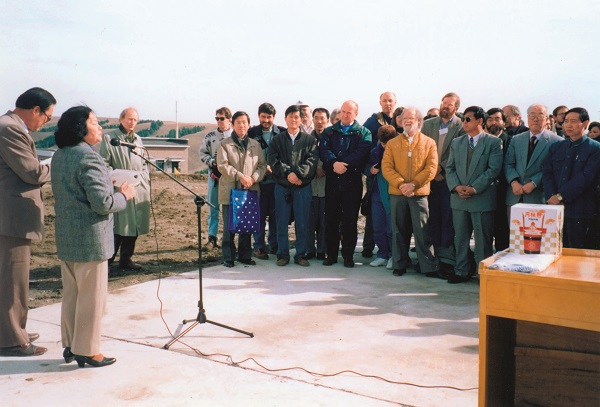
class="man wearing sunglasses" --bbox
[0,87,56,357]
[445,106,503,284]
[199,107,233,248]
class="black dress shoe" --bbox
[425,271,448,280]
[322,257,337,266]
[316,253,326,260]
[447,274,471,284]
[239,258,256,265]
[63,347,74,363]
[393,268,406,276]
[74,354,116,368]
[361,251,373,258]
[28,333,39,342]
[305,253,316,260]
[223,260,235,267]
[343,259,355,268]
[0,343,47,357]
[119,261,142,271]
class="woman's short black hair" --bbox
[54,106,93,148]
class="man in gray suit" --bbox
[0,87,56,357]
[446,106,503,284]
[505,104,562,209]
[421,92,467,278]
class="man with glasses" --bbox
[421,92,466,279]
[552,105,568,137]
[485,107,514,252]
[504,104,562,210]
[248,103,286,260]
[0,87,56,357]
[200,107,233,248]
[542,107,600,248]
[445,106,503,284]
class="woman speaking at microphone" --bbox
[51,106,136,368]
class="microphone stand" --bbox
[123,147,254,349]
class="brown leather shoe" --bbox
[28,333,40,342]
[253,249,269,260]
[0,343,47,357]
[294,257,310,267]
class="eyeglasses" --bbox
[527,114,546,120]
[41,111,52,123]
[215,117,227,121]
[462,117,473,123]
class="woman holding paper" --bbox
[216,111,266,267]
[51,106,135,368]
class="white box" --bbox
[509,204,564,256]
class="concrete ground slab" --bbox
[0,251,479,406]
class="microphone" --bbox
[110,138,140,149]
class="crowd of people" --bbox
[200,92,600,284]
[1,86,599,365]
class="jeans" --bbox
[371,190,392,259]
[274,183,312,259]
[254,183,277,251]
[207,176,220,237]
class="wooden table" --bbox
[479,248,600,406]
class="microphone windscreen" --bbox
[110,138,121,146]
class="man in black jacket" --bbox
[319,100,372,268]
[268,105,318,266]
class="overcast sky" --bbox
[1,0,599,125]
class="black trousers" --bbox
[324,177,362,261]
[113,234,138,265]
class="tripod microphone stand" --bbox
[117,145,254,350]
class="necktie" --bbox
[469,137,475,150]
[529,136,537,153]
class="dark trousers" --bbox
[307,196,326,256]
[113,234,138,266]
[325,178,362,261]
[222,204,252,262]
[428,179,455,264]
[362,173,375,253]
[564,217,592,249]
[253,183,277,251]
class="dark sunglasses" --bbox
[215,117,227,121]
[462,117,473,123]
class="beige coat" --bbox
[216,134,266,205]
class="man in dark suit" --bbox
[0,87,56,357]
[542,107,600,248]
[485,107,512,252]
[446,106,503,284]
[421,92,467,278]
[504,104,562,208]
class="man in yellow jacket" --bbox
[381,107,440,277]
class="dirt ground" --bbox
[30,173,367,309]
[30,174,222,309]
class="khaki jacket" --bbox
[216,134,266,205]
[381,131,438,196]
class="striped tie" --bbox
[469,137,475,150]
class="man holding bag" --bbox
[217,111,266,268]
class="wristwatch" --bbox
[556,193,563,202]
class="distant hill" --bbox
[33,118,216,174]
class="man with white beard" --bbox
[381,107,439,276]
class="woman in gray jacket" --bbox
[52,106,135,368]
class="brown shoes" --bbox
[0,342,47,357]
[276,258,289,266]
[253,249,269,260]
[294,258,310,267]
